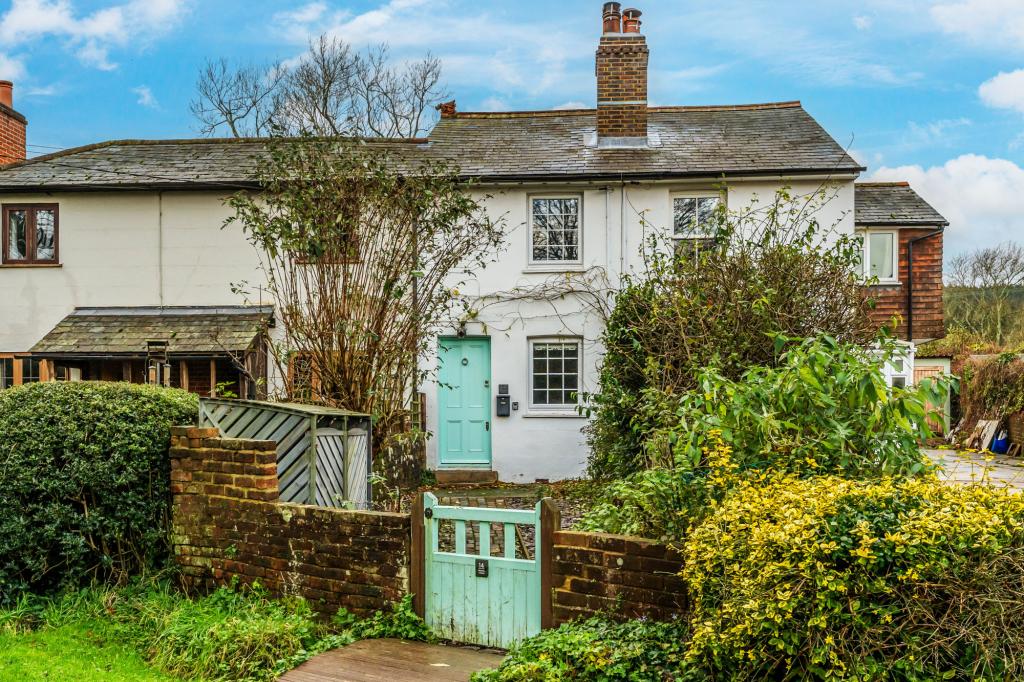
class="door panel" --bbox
[438,338,492,467]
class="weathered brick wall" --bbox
[550,530,687,625]
[170,427,410,616]
[869,228,944,342]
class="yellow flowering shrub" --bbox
[683,475,1024,680]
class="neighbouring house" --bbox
[0,4,947,481]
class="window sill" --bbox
[522,410,587,419]
[869,280,902,287]
[0,263,62,268]
[523,264,586,274]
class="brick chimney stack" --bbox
[596,3,648,145]
[0,81,26,164]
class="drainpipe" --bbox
[619,177,627,276]
[905,228,943,342]
[158,191,164,306]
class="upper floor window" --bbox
[3,204,58,265]
[530,197,581,265]
[673,194,721,259]
[862,230,898,283]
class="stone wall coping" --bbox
[553,529,670,548]
[273,501,410,521]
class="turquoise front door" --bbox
[437,337,491,468]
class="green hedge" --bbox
[0,382,197,602]
[685,475,1024,680]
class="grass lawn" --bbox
[0,620,181,682]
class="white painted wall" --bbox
[420,177,858,481]
[1,175,857,482]
[0,191,262,353]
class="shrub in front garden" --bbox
[471,616,694,681]
[684,475,1024,680]
[586,191,876,479]
[578,335,948,540]
[0,382,197,602]
[1,582,432,682]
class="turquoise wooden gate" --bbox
[422,493,542,648]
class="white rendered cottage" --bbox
[0,4,946,482]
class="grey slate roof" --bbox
[31,306,273,355]
[0,102,863,190]
[428,103,863,180]
[855,182,948,226]
[0,138,426,191]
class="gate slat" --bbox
[479,522,490,557]
[503,524,516,559]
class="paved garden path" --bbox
[278,638,505,682]
[929,449,1024,490]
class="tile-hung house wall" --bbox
[0,3,946,482]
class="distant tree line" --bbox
[945,241,1024,348]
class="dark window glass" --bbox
[531,198,580,262]
[21,358,41,383]
[3,206,58,264]
[0,358,12,389]
[530,341,581,408]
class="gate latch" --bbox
[475,558,489,578]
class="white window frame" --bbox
[670,191,724,258]
[527,337,583,416]
[860,229,899,284]
[527,194,583,268]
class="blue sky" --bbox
[2,0,1024,257]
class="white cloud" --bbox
[979,70,1024,114]
[273,0,593,100]
[132,84,157,109]
[869,154,1024,256]
[0,52,26,80]
[479,96,509,112]
[661,5,916,87]
[553,101,587,110]
[0,0,189,72]
[931,0,1024,50]
[24,83,57,96]
[907,117,972,145]
[853,15,873,30]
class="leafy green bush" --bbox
[580,336,949,540]
[586,189,875,479]
[334,595,434,642]
[0,582,434,682]
[684,475,1024,680]
[0,382,197,601]
[114,582,327,681]
[471,617,695,681]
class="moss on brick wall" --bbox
[170,427,410,616]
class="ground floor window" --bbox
[21,358,40,383]
[529,338,581,411]
[0,357,12,389]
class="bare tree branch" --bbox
[192,38,448,138]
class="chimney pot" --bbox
[602,2,622,34]
[622,8,642,33]
[437,100,456,118]
[0,81,12,109]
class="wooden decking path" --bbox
[278,638,505,682]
